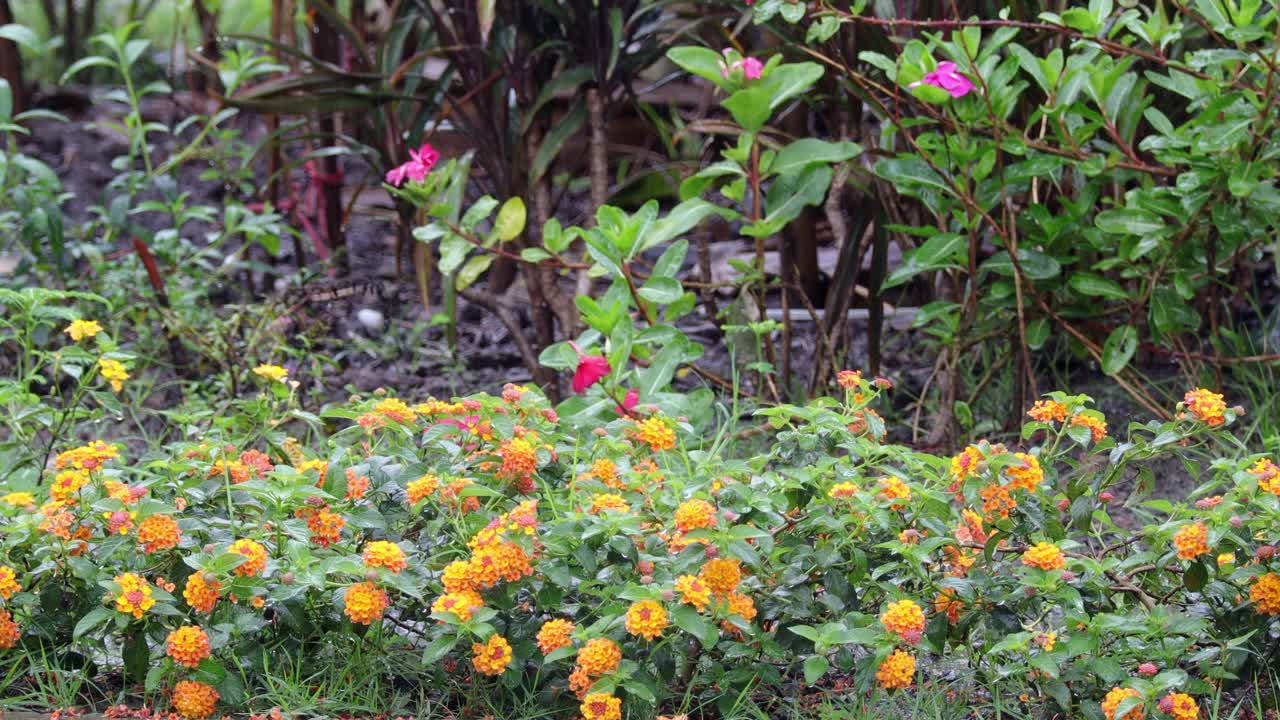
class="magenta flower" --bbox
[385,143,440,186]
[569,342,611,393]
[911,61,973,98]
[615,387,639,414]
[719,49,763,81]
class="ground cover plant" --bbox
[1,0,1280,718]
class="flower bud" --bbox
[1099,491,1114,502]
[1137,662,1158,677]
[661,590,675,602]
[202,572,217,584]
[203,544,216,554]
[1230,515,1243,528]
[637,561,654,575]
[1257,545,1275,560]
[1057,498,1070,511]
[364,570,379,583]
[640,575,653,585]
[281,572,296,585]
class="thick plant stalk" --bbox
[310,2,347,273]
[582,86,608,300]
[0,0,24,114]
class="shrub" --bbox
[1,299,1277,718]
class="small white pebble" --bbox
[356,308,385,333]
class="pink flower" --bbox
[911,61,973,98]
[569,342,610,393]
[573,356,610,394]
[719,49,763,81]
[615,388,639,414]
[385,143,440,187]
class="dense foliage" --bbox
[3,288,1280,720]
[2,0,1280,718]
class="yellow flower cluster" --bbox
[1004,453,1043,492]
[342,582,389,624]
[183,573,221,614]
[880,599,926,643]
[674,574,711,611]
[589,493,629,514]
[373,397,415,423]
[1027,399,1067,423]
[537,618,575,655]
[1182,388,1226,426]
[0,565,20,600]
[1161,693,1198,720]
[580,692,622,720]
[64,319,103,341]
[137,514,181,554]
[875,649,915,689]
[0,609,18,649]
[252,364,288,382]
[1173,522,1208,560]
[406,474,439,504]
[431,590,483,622]
[1250,573,1280,615]
[166,625,211,668]
[1101,686,1144,720]
[632,416,676,452]
[1022,542,1066,571]
[97,357,129,392]
[362,541,408,573]
[228,539,268,577]
[55,440,119,470]
[471,634,512,676]
[172,680,219,719]
[576,637,622,676]
[699,558,741,595]
[1248,458,1280,496]
[624,600,668,641]
[114,573,155,619]
[674,499,717,533]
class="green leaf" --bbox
[652,239,689,279]
[421,635,458,664]
[0,24,43,52]
[1113,696,1145,720]
[124,629,150,685]
[723,85,772,134]
[1095,208,1165,235]
[1101,325,1137,376]
[639,342,684,399]
[73,607,113,639]
[1184,562,1208,592]
[1069,273,1128,300]
[455,254,495,290]
[462,196,498,230]
[770,139,861,177]
[744,164,830,237]
[874,156,953,195]
[530,100,585,184]
[638,277,684,305]
[521,247,552,263]
[671,604,717,648]
[763,62,824,110]
[61,56,115,84]
[492,197,526,243]
[803,655,829,684]
[885,233,966,288]
[666,46,731,92]
[640,199,728,253]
